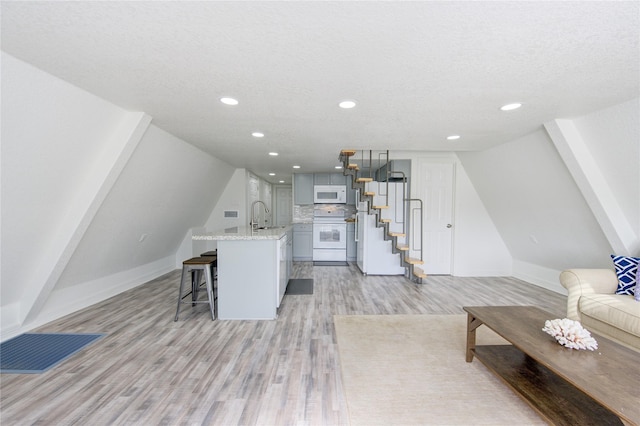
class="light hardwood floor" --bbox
[1,263,566,425]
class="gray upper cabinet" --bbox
[313,174,329,185]
[314,173,347,185]
[295,173,348,205]
[330,173,347,184]
[294,173,314,205]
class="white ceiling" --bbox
[2,1,638,184]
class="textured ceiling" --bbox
[2,1,639,183]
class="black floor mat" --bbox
[285,278,314,295]
[313,261,349,266]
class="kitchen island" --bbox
[193,225,293,320]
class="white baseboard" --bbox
[0,256,176,342]
[0,303,22,341]
[512,260,565,295]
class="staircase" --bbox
[339,149,426,283]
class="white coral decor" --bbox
[542,318,598,350]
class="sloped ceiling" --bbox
[1,1,638,183]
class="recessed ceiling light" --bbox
[220,97,239,106]
[293,165,301,169]
[269,173,276,176]
[252,132,264,138]
[279,180,285,183]
[335,166,343,169]
[500,103,522,111]
[339,100,357,109]
[447,135,461,140]
[268,152,278,156]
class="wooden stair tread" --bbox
[342,148,425,279]
[413,267,427,278]
[183,256,216,265]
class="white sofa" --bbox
[560,269,640,351]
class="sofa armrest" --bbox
[559,269,618,320]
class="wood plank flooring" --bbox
[0,263,566,425]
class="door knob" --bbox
[446,224,452,228]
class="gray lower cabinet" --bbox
[286,231,293,279]
[277,230,293,307]
[293,223,313,261]
[346,222,356,261]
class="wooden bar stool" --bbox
[194,250,218,293]
[175,256,216,321]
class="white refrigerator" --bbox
[356,182,406,275]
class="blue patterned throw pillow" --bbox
[636,266,640,302]
[611,254,640,296]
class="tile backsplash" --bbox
[293,205,314,223]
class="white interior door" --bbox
[275,186,292,226]
[416,160,454,274]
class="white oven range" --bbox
[312,208,347,261]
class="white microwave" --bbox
[314,185,347,204]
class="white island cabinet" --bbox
[193,225,292,320]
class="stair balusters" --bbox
[339,149,425,283]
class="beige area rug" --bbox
[334,314,546,426]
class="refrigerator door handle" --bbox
[354,213,359,242]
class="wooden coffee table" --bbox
[463,306,639,426]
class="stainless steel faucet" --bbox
[250,200,270,230]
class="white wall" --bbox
[572,98,639,240]
[391,151,513,277]
[3,50,636,336]
[2,52,140,335]
[177,168,278,263]
[1,52,235,340]
[452,160,512,276]
[457,126,618,291]
[204,169,249,235]
[2,52,128,308]
[55,124,234,288]
[175,168,249,264]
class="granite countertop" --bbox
[192,225,292,241]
